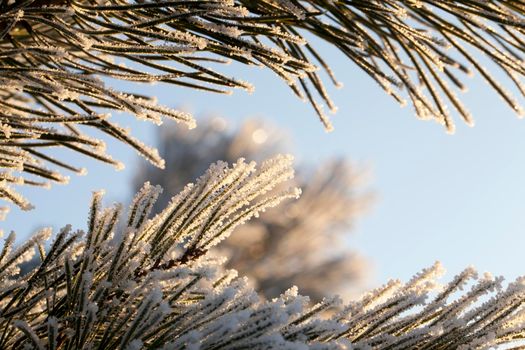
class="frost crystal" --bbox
[4,1,525,213]
[133,119,371,300]
[1,156,525,349]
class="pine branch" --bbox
[133,118,371,301]
[3,0,525,212]
[0,157,524,349]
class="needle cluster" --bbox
[133,119,371,301]
[4,1,525,213]
[2,157,525,349]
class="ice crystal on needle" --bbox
[133,119,371,301]
[3,1,525,348]
[5,1,525,212]
[2,157,525,349]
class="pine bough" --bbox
[4,1,525,212]
[133,119,370,301]
[1,156,525,349]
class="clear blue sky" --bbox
[6,39,525,290]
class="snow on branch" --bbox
[133,119,371,301]
[0,156,524,349]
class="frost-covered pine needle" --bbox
[1,157,525,349]
[4,1,525,212]
[133,119,371,301]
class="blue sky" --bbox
[6,39,525,291]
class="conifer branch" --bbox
[2,156,525,349]
[133,119,371,300]
[3,0,525,212]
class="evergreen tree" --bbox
[3,1,525,349]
